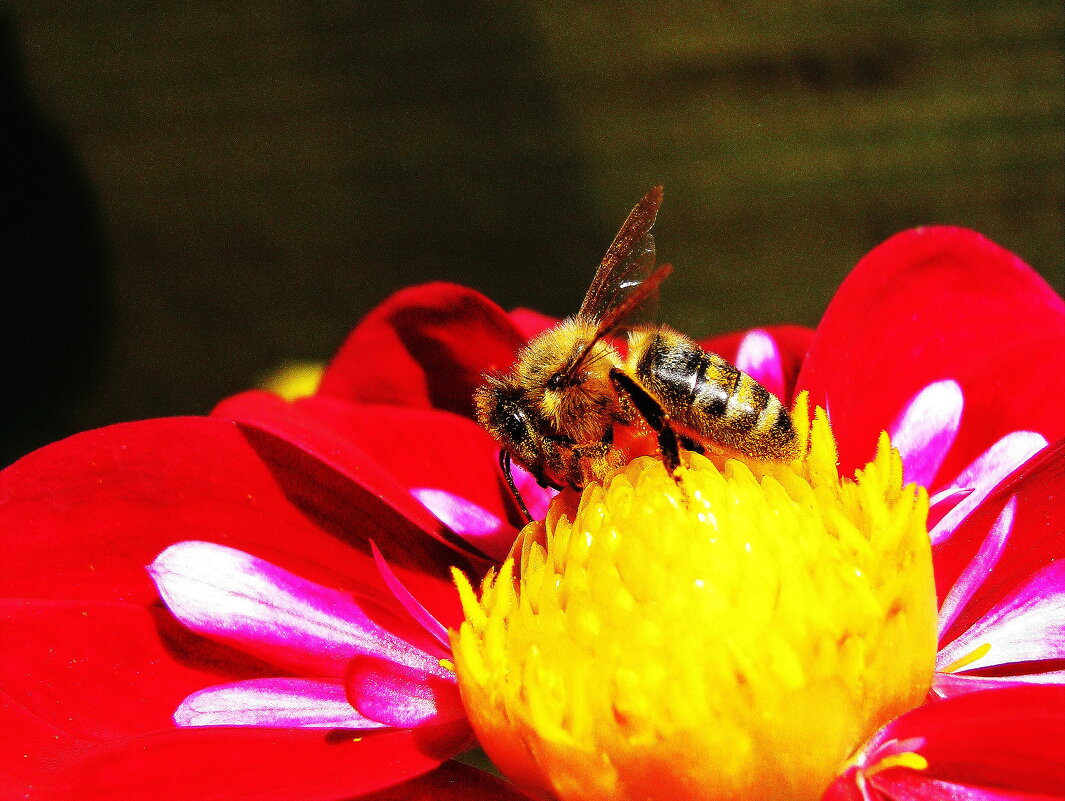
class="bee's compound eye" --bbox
[546,372,568,391]
[501,409,531,445]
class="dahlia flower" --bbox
[1,226,1061,800]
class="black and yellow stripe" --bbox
[625,325,798,461]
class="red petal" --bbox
[874,686,1065,796]
[0,416,467,630]
[797,227,1065,482]
[293,396,522,533]
[2,600,462,801]
[509,307,558,341]
[361,759,537,800]
[318,283,526,418]
[934,438,1065,642]
[32,726,457,801]
[0,601,469,800]
[874,778,1062,800]
[217,389,525,544]
[212,390,448,539]
[0,601,233,742]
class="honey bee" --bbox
[475,186,799,519]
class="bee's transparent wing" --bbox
[578,186,664,325]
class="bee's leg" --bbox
[609,369,682,475]
[679,435,704,455]
[499,449,533,524]
[569,441,620,487]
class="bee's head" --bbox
[474,376,545,468]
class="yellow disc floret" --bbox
[451,394,937,801]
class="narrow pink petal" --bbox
[345,654,467,730]
[175,678,387,729]
[928,487,973,530]
[149,541,439,676]
[371,541,452,655]
[938,497,1015,638]
[938,561,1065,672]
[928,485,975,528]
[411,488,517,563]
[889,380,963,488]
[934,670,1065,698]
[734,329,786,402]
[931,431,1047,546]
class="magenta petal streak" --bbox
[735,329,786,402]
[937,497,1016,637]
[938,560,1065,673]
[930,431,1047,546]
[889,379,963,488]
[933,669,1065,697]
[346,654,465,729]
[410,488,517,563]
[149,541,441,676]
[175,678,388,729]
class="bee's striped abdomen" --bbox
[627,325,799,461]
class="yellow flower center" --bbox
[451,395,937,801]
[259,361,325,401]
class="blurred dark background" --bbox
[2,1,1062,465]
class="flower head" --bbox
[453,401,937,801]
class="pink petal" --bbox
[345,654,467,730]
[149,541,440,677]
[174,678,387,729]
[371,541,452,655]
[938,561,1065,673]
[734,328,787,402]
[411,488,518,563]
[938,497,1015,637]
[931,431,1047,546]
[889,380,963,489]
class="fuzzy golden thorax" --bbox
[511,316,624,442]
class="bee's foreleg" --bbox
[567,441,622,487]
[608,369,682,475]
